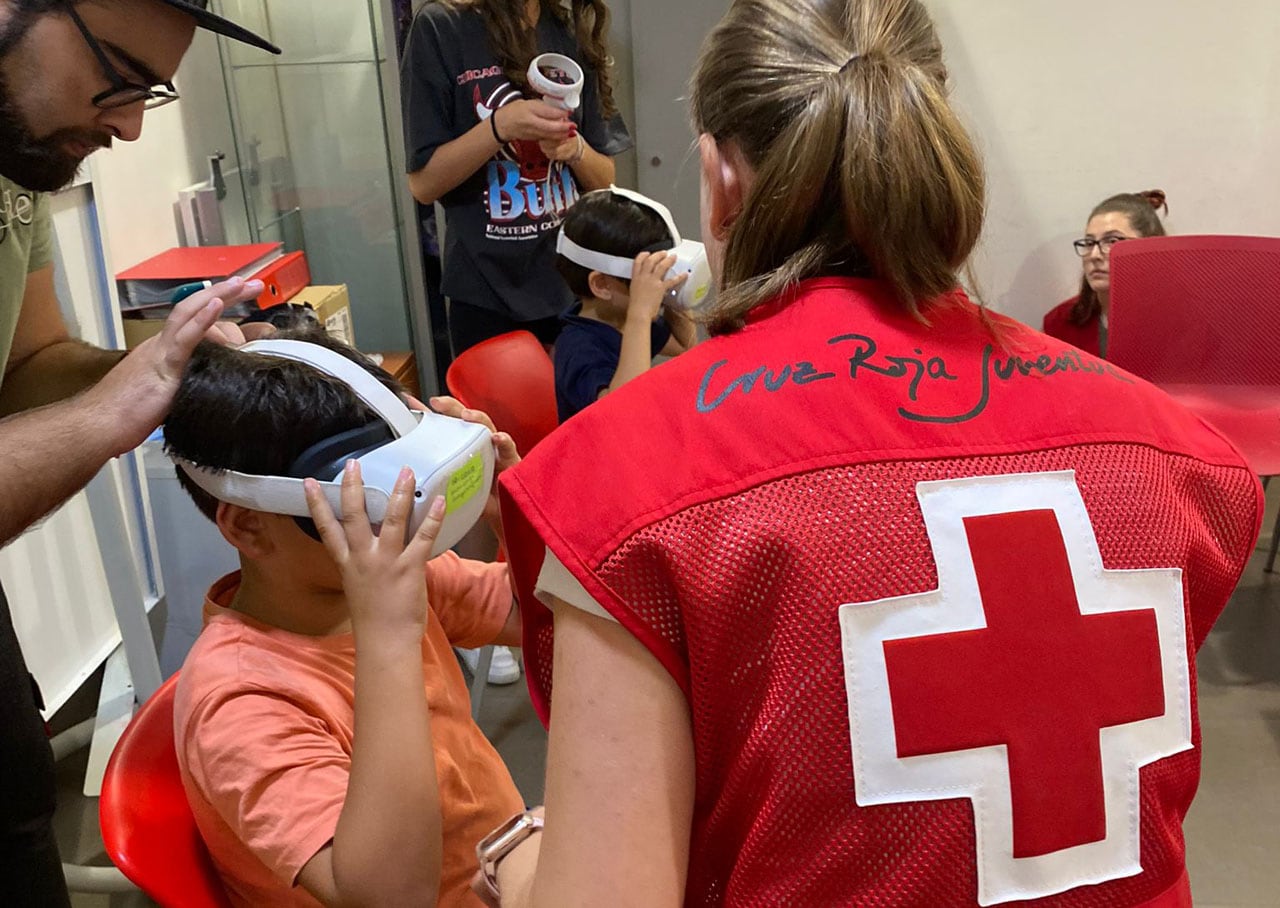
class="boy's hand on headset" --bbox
[304,461,445,636]
[628,251,688,325]
[429,397,521,537]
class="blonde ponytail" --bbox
[692,0,986,333]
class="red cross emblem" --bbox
[840,473,1191,905]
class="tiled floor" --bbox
[61,548,1278,906]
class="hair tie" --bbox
[1142,189,1168,215]
[838,53,862,74]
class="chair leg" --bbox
[470,645,494,722]
[1266,501,1280,574]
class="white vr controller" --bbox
[556,186,714,312]
[173,340,494,558]
[528,53,584,112]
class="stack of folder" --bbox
[116,243,311,317]
[115,243,312,347]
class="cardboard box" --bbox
[121,317,166,349]
[290,284,355,346]
[120,315,261,350]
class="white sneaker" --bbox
[486,646,521,685]
[459,646,521,685]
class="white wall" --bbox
[88,30,226,273]
[90,95,198,273]
[931,0,1280,325]
[73,2,1280,330]
[606,0,639,188]
[627,0,1280,327]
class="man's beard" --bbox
[0,68,111,193]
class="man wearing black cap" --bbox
[0,1,277,902]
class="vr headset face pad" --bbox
[287,421,395,541]
[290,422,397,483]
[174,340,495,557]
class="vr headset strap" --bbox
[240,340,418,437]
[555,234,638,280]
[600,185,682,243]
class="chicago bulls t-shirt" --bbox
[400,4,632,322]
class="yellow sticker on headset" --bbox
[446,454,485,516]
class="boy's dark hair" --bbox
[554,192,675,299]
[164,327,404,522]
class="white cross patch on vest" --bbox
[839,471,1192,905]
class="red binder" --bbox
[249,251,311,309]
[115,243,283,309]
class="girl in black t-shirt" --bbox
[401,0,633,355]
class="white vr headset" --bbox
[528,52,584,111]
[173,340,494,558]
[556,186,713,311]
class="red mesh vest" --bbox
[500,278,1262,907]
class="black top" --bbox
[400,4,633,321]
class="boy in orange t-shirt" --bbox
[165,333,524,907]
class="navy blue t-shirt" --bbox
[554,304,671,422]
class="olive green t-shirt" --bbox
[0,174,53,378]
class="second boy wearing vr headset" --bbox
[553,187,711,422]
[165,330,524,907]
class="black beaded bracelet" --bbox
[490,109,505,145]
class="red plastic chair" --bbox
[1109,235,1280,570]
[446,330,559,458]
[100,673,231,908]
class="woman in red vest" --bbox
[1042,191,1169,357]
[481,1,1261,905]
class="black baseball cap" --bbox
[158,1,281,55]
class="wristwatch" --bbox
[476,811,544,899]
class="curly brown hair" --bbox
[435,0,618,119]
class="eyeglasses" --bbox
[1072,235,1133,258]
[67,7,180,111]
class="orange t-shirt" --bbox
[174,554,524,908]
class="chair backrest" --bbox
[1109,235,1280,386]
[446,330,559,458]
[100,673,231,908]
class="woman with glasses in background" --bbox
[1043,190,1168,357]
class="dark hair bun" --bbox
[1140,189,1168,215]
